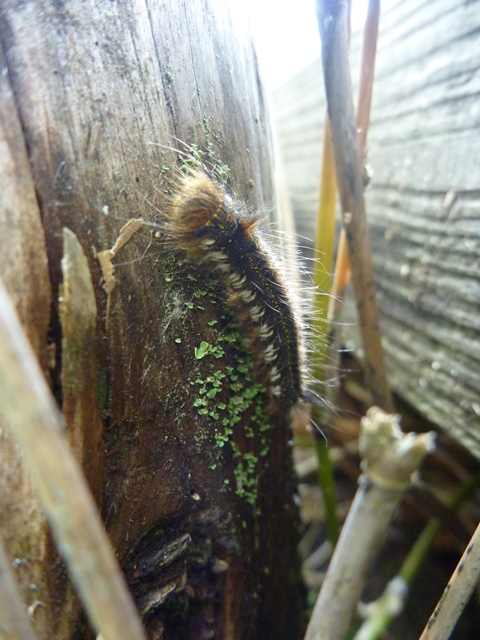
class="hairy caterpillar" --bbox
[164,171,304,415]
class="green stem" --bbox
[311,119,337,380]
[315,425,339,547]
[309,117,340,547]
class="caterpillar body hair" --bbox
[165,170,304,414]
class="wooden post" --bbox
[0,1,302,638]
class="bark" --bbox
[0,1,302,638]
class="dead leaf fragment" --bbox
[96,218,144,326]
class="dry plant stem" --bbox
[356,0,381,159]
[304,476,402,640]
[0,535,39,640]
[312,117,337,362]
[317,0,392,411]
[304,408,435,640]
[329,230,351,306]
[419,521,480,640]
[0,280,146,640]
[326,241,352,406]
[329,0,380,318]
[326,231,351,378]
[353,472,480,640]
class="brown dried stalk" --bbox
[317,0,393,411]
[329,0,380,315]
[356,0,381,158]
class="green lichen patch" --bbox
[176,130,230,186]
[190,320,272,505]
[162,259,273,506]
[178,143,206,173]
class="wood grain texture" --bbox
[0,33,52,636]
[273,0,480,458]
[0,1,302,638]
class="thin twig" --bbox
[418,521,480,640]
[317,0,392,411]
[0,279,146,640]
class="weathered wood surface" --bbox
[0,1,302,638]
[0,33,53,637]
[273,0,480,458]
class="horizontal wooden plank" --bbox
[375,1,480,80]
[273,0,480,457]
[362,184,480,456]
[370,130,480,191]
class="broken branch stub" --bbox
[304,407,435,640]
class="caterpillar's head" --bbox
[168,172,257,248]
[169,172,224,236]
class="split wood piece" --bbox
[304,407,435,640]
[61,227,105,499]
[0,279,146,640]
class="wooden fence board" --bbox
[273,0,480,458]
